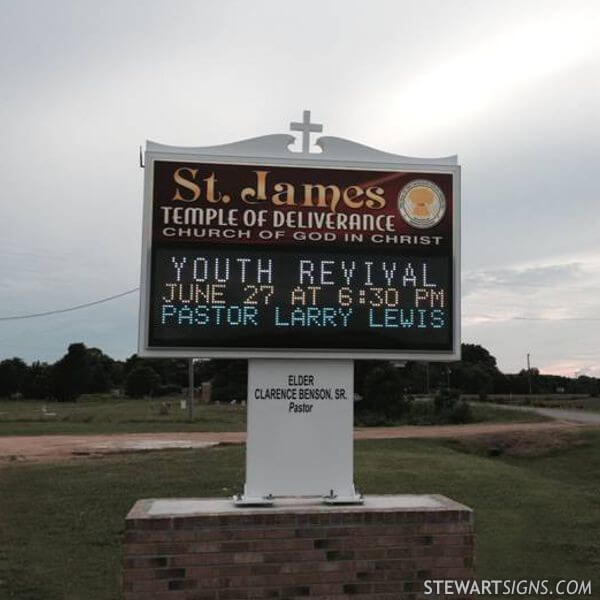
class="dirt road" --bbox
[0,420,585,464]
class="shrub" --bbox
[406,399,437,425]
[432,389,473,424]
[447,399,473,424]
[158,401,171,416]
[434,387,461,413]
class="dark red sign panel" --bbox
[152,161,453,253]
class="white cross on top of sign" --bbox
[290,109,323,154]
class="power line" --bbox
[0,288,139,321]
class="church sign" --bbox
[138,113,460,361]
[138,112,460,503]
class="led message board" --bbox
[138,142,460,359]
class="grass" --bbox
[0,445,245,600]
[526,396,600,412]
[468,403,550,423]
[0,396,548,436]
[1,430,599,600]
[357,430,600,593]
[464,394,600,412]
[0,395,247,436]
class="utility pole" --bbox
[527,353,532,395]
[425,362,430,395]
[188,358,194,421]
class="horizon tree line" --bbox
[0,342,597,402]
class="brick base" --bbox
[123,495,474,600]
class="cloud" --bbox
[463,319,600,376]
[0,0,599,373]
[462,254,600,373]
[463,254,600,317]
[464,262,587,296]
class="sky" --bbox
[0,0,599,376]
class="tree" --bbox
[354,360,389,397]
[461,344,498,368]
[360,363,411,417]
[0,357,27,397]
[575,375,599,396]
[452,363,494,396]
[123,355,189,387]
[50,343,92,402]
[21,361,52,399]
[210,360,247,402]
[86,347,114,393]
[109,360,125,387]
[446,343,501,395]
[125,366,160,398]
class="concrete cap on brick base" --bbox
[127,495,472,520]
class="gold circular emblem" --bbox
[397,180,446,229]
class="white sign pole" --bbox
[235,359,362,505]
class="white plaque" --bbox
[240,359,359,503]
